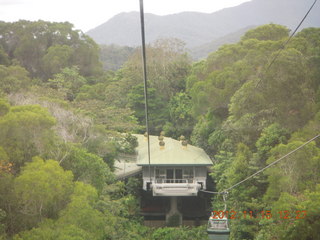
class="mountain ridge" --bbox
[87,0,320,50]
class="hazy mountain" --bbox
[189,26,255,60]
[87,0,320,49]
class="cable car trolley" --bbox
[207,216,230,240]
[206,191,230,240]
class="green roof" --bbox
[135,134,213,166]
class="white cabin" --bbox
[135,135,213,196]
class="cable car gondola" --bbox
[207,216,230,240]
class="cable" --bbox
[200,190,221,194]
[224,134,320,192]
[223,0,320,192]
[138,0,318,191]
[222,192,228,212]
[256,0,318,87]
[139,0,152,182]
[203,0,319,218]
[201,134,320,194]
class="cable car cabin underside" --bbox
[151,178,201,196]
[207,229,230,240]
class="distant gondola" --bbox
[207,216,230,240]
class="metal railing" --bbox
[155,178,194,184]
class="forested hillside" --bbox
[0,20,319,240]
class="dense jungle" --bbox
[0,21,319,239]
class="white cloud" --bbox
[0,0,23,5]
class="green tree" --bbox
[255,123,289,164]
[0,209,6,239]
[290,111,320,142]
[48,67,86,101]
[286,185,320,240]
[102,38,190,111]
[0,65,31,94]
[0,146,11,174]
[152,226,207,240]
[227,48,313,145]
[257,186,320,240]
[163,92,195,139]
[0,20,103,80]
[127,83,167,133]
[71,35,103,77]
[190,111,222,154]
[14,182,106,240]
[56,182,105,240]
[0,172,15,236]
[0,98,9,117]
[13,219,91,240]
[13,34,44,77]
[42,45,74,78]
[264,141,320,202]
[224,144,263,240]
[14,157,74,221]
[99,44,135,71]
[226,143,257,200]
[261,48,313,129]
[210,151,234,193]
[0,46,10,66]
[241,24,289,41]
[0,104,56,171]
[61,145,114,192]
[73,99,140,132]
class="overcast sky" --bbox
[0,0,251,32]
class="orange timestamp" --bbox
[211,210,307,220]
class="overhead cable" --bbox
[139,0,152,182]
[256,0,318,87]
[201,134,320,194]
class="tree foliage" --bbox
[14,157,74,220]
[0,21,319,239]
[0,65,31,94]
[0,20,102,80]
[195,25,320,239]
[0,103,56,172]
[61,145,114,192]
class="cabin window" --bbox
[183,168,194,179]
[175,169,182,179]
[155,168,166,179]
[166,169,174,179]
[209,220,228,229]
[164,168,183,183]
[155,168,197,183]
